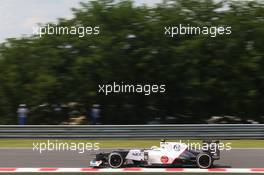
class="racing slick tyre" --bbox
[196,153,213,169]
[108,152,124,168]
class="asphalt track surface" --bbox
[0,148,263,168]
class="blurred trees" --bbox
[0,0,263,124]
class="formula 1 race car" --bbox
[90,140,220,169]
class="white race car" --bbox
[90,140,220,169]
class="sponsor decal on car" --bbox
[160,155,169,164]
[132,151,142,156]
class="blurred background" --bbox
[0,0,263,125]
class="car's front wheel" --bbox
[108,152,124,168]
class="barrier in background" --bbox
[0,124,263,139]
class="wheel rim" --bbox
[109,154,123,167]
[197,154,211,168]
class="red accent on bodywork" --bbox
[172,149,187,164]
[161,155,169,164]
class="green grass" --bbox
[0,139,263,148]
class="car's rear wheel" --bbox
[108,152,124,168]
[196,153,213,169]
